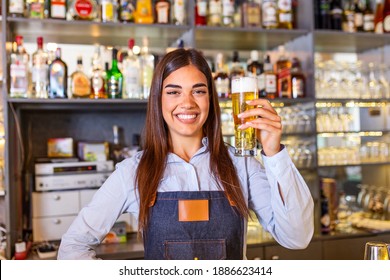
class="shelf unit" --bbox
[1,0,390,259]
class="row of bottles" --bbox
[315,0,390,33]
[8,0,186,25]
[213,46,306,100]
[195,0,298,29]
[9,35,155,99]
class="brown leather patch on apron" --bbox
[178,199,209,222]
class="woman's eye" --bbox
[166,91,179,95]
[194,90,207,95]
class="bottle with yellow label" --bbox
[101,0,116,22]
[134,0,154,23]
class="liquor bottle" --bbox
[134,0,154,23]
[28,0,45,18]
[229,51,245,82]
[123,39,141,99]
[140,37,154,99]
[68,0,99,20]
[262,54,277,99]
[119,0,136,22]
[275,46,291,98]
[49,0,67,19]
[330,0,343,30]
[374,0,384,33]
[247,50,264,93]
[172,0,186,25]
[71,56,91,98]
[10,36,30,98]
[48,47,68,98]
[262,0,278,29]
[101,0,116,22]
[318,0,331,29]
[208,0,223,26]
[363,0,375,32]
[242,0,261,28]
[90,44,107,99]
[222,0,235,27]
[9,0,25,17]
[353,0,364,31]
[111,125,124,165]
[31,37,49,98]
[107,48,123,99]
[290,57,305,98]
[383,0,390,32]
[343,0,356,32]
[292,0,298,28]
[214,52,230,98]
[155,0,171,24]
[195,0,207,25]
[277,0,293,29]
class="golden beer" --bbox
[231,77,258,156]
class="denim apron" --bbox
[143,191,244,260]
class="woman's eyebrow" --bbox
[164,84,181,89]
[193,83,207,88]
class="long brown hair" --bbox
[135,48,249,231]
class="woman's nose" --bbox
[180,92,195,108]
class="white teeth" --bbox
[177,114,196,120]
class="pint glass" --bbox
[231,77,258,157]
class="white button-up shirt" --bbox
[58,138,314,259]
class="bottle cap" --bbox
[128,39,135,49]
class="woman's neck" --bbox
[169,135,204,162]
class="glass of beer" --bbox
[231,76,258,157]
[364,241,390,260]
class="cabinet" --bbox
[1,1,390,259]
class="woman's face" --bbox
[161,64,210,142]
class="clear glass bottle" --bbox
[68,0,99,21]
[140,37,154,99]
[247,50,264,93]
[214,52,230,98]
[31,36,49,98]
[48,47,68,98]
[101,0,116,22]
[107,48,123,99]
[277,0,293,29]
[262,54,277,99]
[172,0,186,25]
[9,0,25,17]
[123,39,141,99]
[222,0,235,27]
[262,0,278,29]
[155,0,171,24]
[49,0,67,19]
[10,35,30,98]
[90,44,107,99]
[71,56,91,98]
[208,0,222,26]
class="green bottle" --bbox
[107,48,123,99]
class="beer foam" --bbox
[231,77,257,93]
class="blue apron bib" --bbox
[143,191,244,260]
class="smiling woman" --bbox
[57,48,314,260]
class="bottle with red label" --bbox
[68,0,99,21]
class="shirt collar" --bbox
[167,137,209,163]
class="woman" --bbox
[58,48,314,260]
